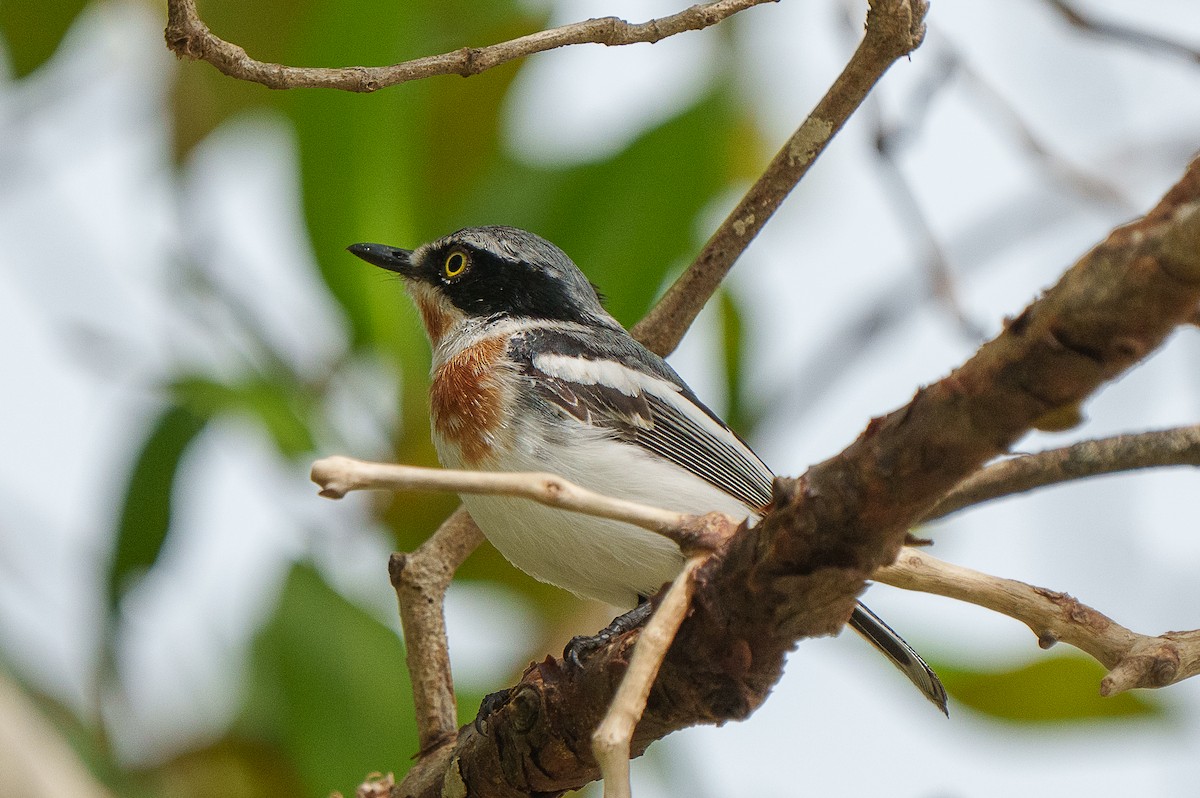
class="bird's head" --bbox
[348,226,614,344]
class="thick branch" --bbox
[925,424,1200,521]
[876,548,1200,694]
[164,0,777,92]
[631,0,928,356]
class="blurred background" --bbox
[2,0,1200,795]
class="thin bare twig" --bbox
[924,424,1200,522]
[631,0,930,356]
[876,548,1200,694]
[1045,0,1200,65]
[869,102,986,340]
[389,507,483,755]
[945,39,1136,211]
[164,0,778,92]
[761,154,1143,426]
[312,456,736,552]
[833,5,983,340]
[593,555,710,798]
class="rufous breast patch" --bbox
[430,335,510,465]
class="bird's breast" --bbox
[429,335,514,466]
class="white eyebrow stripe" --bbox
[531,353,681,399]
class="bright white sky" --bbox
[3,0,1200,795]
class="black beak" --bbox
[347,242,413,274]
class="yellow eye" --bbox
[443,250,468,279]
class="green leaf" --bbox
[241,564,419,797]
[939,654,1166,723]
[0,0,89,77]
[718,287,753,435]
[172,377,315,459]
[108,405,207,610]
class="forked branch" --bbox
[314,452,1200,775]
[877,548,1200,695]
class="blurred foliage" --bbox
[238,564,419,797]
[718,287,751,433]
[171,376,316,458]
[0,0,765,792]
[939,655,1164,723]
[151,738,307,798]
[0,0,89,77]
[16,685,148,798]
[109,405,207,611]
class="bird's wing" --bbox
[512,325,949,714]
[511,325,774,510]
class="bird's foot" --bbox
[473,687,513,734]
[563,600,653,668]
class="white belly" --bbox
[437,426,753,609]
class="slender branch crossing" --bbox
[164,0,778,92]
[925,425,1200,521]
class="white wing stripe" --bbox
[532,352,677,399]
[533,352,754,456]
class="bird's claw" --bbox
[473,687,513,735]
[562,600,654,669]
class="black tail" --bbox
[849,602,948,715]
